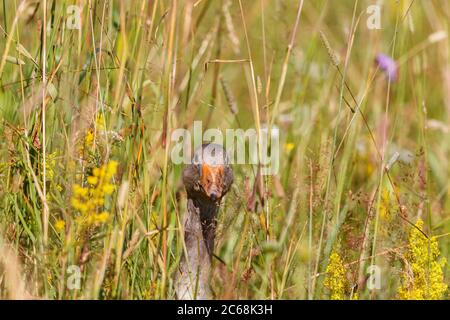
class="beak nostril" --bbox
[209,192,218,201]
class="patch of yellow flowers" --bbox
[324,251,347,300]
[70,161,118,227]
[44,151,62,200]
[398,219,448,299]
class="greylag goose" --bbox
[175,143,233,299]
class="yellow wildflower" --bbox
[102,184,115,195]
[93,167,101,177]
[95,113,105,130]
[45,152,58,181]
[324,251,347,300]
[85,129,94,146]
[70,160,118,229]
[87,176,98,185]
[105,161,118,178]
[55,219,65,232]
[42,151,62,200]
[73,184,88,197]
[284,142,295,153]
[398,219,448,299]
[95,211,109,223]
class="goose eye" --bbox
[193,154,201,165]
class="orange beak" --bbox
[200,164,224,201]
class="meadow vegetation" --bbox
[0,0,449,299]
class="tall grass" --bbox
[0,0,449,299]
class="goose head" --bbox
[183,143,233,204]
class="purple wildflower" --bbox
[375,53,398,82]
